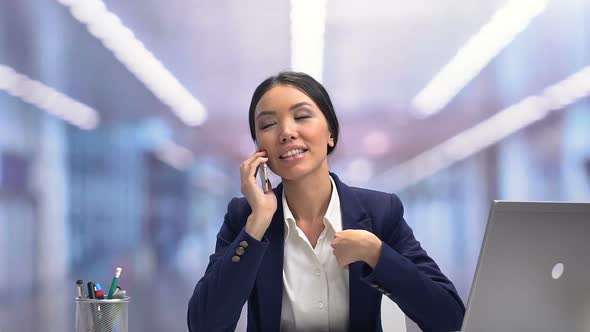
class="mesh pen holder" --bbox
[75,297,129,332]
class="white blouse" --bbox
[280,176,350,332]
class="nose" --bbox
[279,122,297,143]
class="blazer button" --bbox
[231,255,241,263]
[239,241,248,248]
[236,246,245,256]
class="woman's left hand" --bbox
[331,230,383,269]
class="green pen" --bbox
[107,267,122,299]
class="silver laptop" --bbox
[461,201,590,332]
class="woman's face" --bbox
[254,84,334,181]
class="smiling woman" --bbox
[187,71,466,332]
[253,84,334,183]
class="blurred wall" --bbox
[0,1,589,331]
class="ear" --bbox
[328,136,335,148]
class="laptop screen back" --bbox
[461,201,590,332]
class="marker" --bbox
[76,280,84,298]
[95,283,105,299]
[107,267,122,299]
[112,289,127,299]
[87,281,96,299]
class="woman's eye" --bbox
[260,123,275,130]
[295,115,311,120]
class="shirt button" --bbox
[318,301,324,309]
[314,269,321,277]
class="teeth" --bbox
[281,149,305,158]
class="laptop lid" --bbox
[461,201,590,332]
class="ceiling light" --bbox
[0,64,99,129]
[290,0,327,82]
[58,0,207,126]
[411,0,549,117]
[374,65,590,190]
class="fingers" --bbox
[331,241,346,267]
[331,232,356,268]
[334,252,349,268]
[243,151,267,165]
[331,231,345,248]
[240,152,268,183]
[249,156,268,180]
[240,151,267,173]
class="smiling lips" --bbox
[279,148,308,160]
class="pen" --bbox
[107,267,122,299]
[76,280,84,298]
[87,281,96,299]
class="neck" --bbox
[282,169,332,225]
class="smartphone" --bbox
[256,143,272,194]
[259,162,271,194]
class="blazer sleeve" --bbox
[361,194,466,332]
[187,197,269,332]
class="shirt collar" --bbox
[282,175,341,238]
[324,175,342,232]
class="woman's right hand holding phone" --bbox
[240,151,277,240]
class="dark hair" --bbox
[248,71,340,155]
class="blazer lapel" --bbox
[331,173,376,330]
[254,184,285,331]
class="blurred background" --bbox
[0,0,589,331]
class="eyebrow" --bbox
[256,102,312,120]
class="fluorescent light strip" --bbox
[58,0,207,126]
[411,0,549,117]
[374,65,590,191]
[0,64,99,130]
[290,0,327,82]
[154,140,194,171]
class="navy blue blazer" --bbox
[188,173,465,332]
